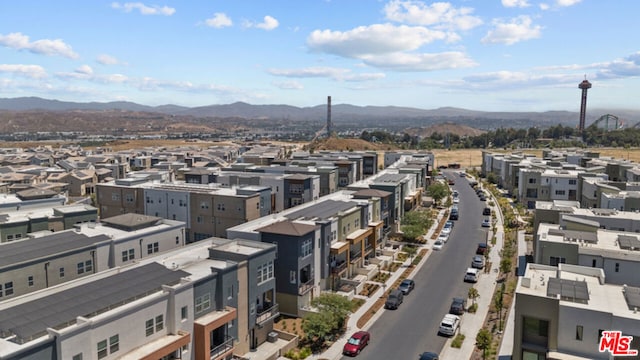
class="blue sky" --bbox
[0,0,638,112]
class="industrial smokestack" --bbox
[327,96,332,138]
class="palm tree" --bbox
[468,286,480,306]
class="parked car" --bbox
[432,239,444,250]
[449,297,467,315]
[441,226,451,235]
[399,279,415,295]
[476,243,488,255]
[437,232,449,243]
[481,218,491,228]
[453,197,459,204]
[448,179,455,185]
[483,207,491,216]
[479,195,486,201]
[419,352,439,360]
[385,289,404,310]
[438,314,460,336]
[471,255,485,269]
[445,220,454,228]
[343,331,370,356]
[464,268,479,283]
[449,209,459,220]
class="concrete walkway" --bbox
[308,190,507,360]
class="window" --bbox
[528,178,537,184]
[181,306,188,320]
[97,340,108,359]
[77,262,85,274]
[290,270,296,284]
[147,242,159,254]
[217,203,225,211]
[155,315,164,332]
[592,259,596,267]
[195,294,211,313]
[0,282,14,297]
[59,267,65,278]
[555,190,566,196]
[569,179,577,185]
[228,285,234,300]
[72,354,83,360]
[549,256,566,266]
[145,319,154,336]
[196,216,203,224]
[257,261,274,283]
[302,239,312,257]
[111,193,120,201]
[122,249,135,262]
[28,276,34,287]
[85,260,93,273]
[109,335,119,353]
[615,262,620,272]
[200,201,209,209]
[125,193,134,203]
[576,325,583,341]
[176,236,180,245]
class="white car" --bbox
[441,226,451,235]
[464,268,479,283]
[439,314,460,336]
[437,232,449,243]
[433,239,444,250]
[453,197,460,204]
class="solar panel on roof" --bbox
[0,262,188,344]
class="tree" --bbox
[302,310,335,343]
[404,245,417,263]
[427,182,449,206]
[310,293,353,330]
[468,286,480,306]
[476,328,492,360]
[500,257,512,278]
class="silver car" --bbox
[471,255,485,269]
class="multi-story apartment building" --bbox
[513,263,640,360]
[0,213,185,300]
[0,203,97,243]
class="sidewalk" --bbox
[307,208,448,360]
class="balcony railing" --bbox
[331,261,347,274]
[298,278,314,295]
[256,303,279,325]
[210,336,234,360]
[350,251,362,263]
[364,243,373,253]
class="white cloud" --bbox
[555,0,582,7]
[205,13,233,28]
[0,64,47,78]
[246,15,279,31]
[268,66,385,82]
[307,23,447,58]
[97,54,123,65]
[75,65,93,75]
[502,0,531,7]
[481,16,542,45]
[272,80,304,90]
[383,1,483,31]
[462,70,577,89]
[0,32,79,59]
[361,51,477,71]
[111,2,175,16]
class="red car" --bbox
[343,331,370,356]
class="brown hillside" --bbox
[405,122,485,138]
[308,137,396,151]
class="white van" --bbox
[464,268,479,283]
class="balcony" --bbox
[256,303,279,325]
[364,243,373,255]
[331,261,347,274]
[298,278,314,295]
[350,251,362,264]
[210,335,234,360]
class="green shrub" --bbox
[451,333,465,348]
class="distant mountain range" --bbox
[1,96,639,128]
